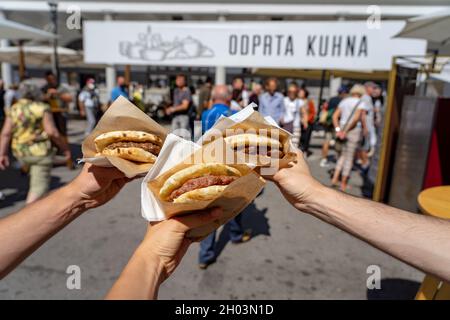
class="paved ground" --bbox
[0,119,423,300]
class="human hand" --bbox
[336,131,346,140]
[165,106,174,115]
[63,150,72,162]
[47,88,58,96]
[265,149,323,212]
[363,128,369,138]
[67,163,132,210]
[137,208,223,281]
[0,155,9,170]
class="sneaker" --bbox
[232,229,252,244]
[319,158,329,168]
[198,259,216,270]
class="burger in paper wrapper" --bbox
[223,132,284,159]
[81,96,168,177]
[160,163,243,203]
[94,130,162,163]
[143,137,266,238]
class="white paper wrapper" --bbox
[79,96,168,178]
[141,133,201,221]
[140,135,266,238]
[197,104,296,173]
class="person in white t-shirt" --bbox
[281,83,300,130]
[358,81,377,169]
[280,82,306,146]
[331,84,368,191]
[78,78,100,136]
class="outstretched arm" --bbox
[269,151,450,282]
[0,164,130,279]
[106,208,223,300]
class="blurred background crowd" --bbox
[0,71,386,205]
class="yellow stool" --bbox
[415,186,450,300]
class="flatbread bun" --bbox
[224,133,281,150]
[101,147,157,163]
[173,185,227,204]
[159,163,242,201]
[94,130,162,152]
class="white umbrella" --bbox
[0,46,83,67]
[0,18,56,41]
[396,9,450,51]
[396,10,450,83]
[1,18,58,80]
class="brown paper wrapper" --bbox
[147,138,266,238]
[199,108,296,174]
[81,96,168,178]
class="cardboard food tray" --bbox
[198,105,296,174]
[141,135,266,238]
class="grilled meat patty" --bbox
[169,175,238,201]
[235,145,284,158]
[105,141,161,155]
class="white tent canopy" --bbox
[0,46,82,67]
[396,9,450,52]
[0,17,56,41]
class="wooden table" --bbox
[418,186,450,219]
[415,186,450,300]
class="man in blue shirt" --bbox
[110,76,129,102]
[201,85,234,133]
[199,84,251,269]
[259,77,285,125]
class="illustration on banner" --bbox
[119,26,215,61]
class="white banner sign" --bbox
[84,21,426,71]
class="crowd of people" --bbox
[0,71,385,207]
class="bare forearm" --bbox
[0,185,86,278]
[79,102,86,114]
[303,186,450,281]
[360,112,368,133]
[50,133,69,152]
[173,102,189,113]
[332,112,339,129]
[345,112,361,133]
[0,135,11,155]
[106,248,164,300]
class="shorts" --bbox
[360,135,371,152]
[171,114,191,140]
[324,126,334,142]
[19,155,53,198]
